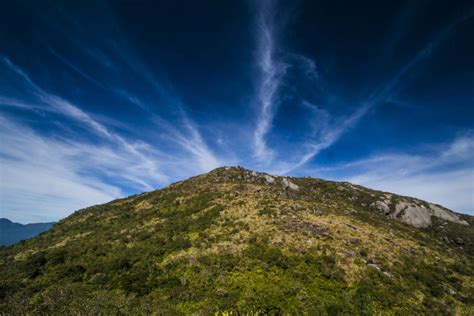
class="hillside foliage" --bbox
[1,167,473,314]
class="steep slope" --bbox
[0,218,55,246]
[1,167,473,314]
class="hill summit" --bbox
[1,166,473,314]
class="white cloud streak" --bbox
[39,25,223,169]
[1,4,472,222]
[253,0,286,163]
[289,53,320,81]
[0,56,227,222]
[4,56,169,185]
[275,7,474,175]
[278,102,370,175]
[0,118,121,222]
[2,55,223,178]
[280,12,472,174]
[153,114,222,172]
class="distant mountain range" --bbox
[1,167,473,314]
[0,218,55,246]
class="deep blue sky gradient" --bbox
[0,0,473,222]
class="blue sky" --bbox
[0,0,473,223]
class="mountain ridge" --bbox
[1,166,473,314]
[0,218,55,246]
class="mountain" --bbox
[0,218,55,246]
[1,167,473,314]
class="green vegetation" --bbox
[1,166,473,314]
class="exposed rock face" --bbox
[282,178,299,191]
[372,199,469,228]
[264,174,275,184]
[371,201,391,214]
[397,204,433,228]
[429,203,467,224]
[221,167,468,230]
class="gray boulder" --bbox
[282,178,299,191]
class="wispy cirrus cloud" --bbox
[288,53,320,81]
[152,113,222,172]
[2,52,224,171]
[0,55,227,222]
[31,8,223,171]
[2,56,168,184]
[248,2,376,174]
[0,117,120,223]
[368,6,474,106]
[1,1,472,223]
[277,102,370,175]
[278,8,474,175]
[253,0,287,163]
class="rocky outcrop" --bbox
[395,203,433,228]
[264,174,275,184]
[371,201,391,214]
[282,178,299,191]
[217,166,468,229]
[371,198,469,228]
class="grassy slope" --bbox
[1,167,473,314]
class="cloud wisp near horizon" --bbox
[0,0,473,222]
